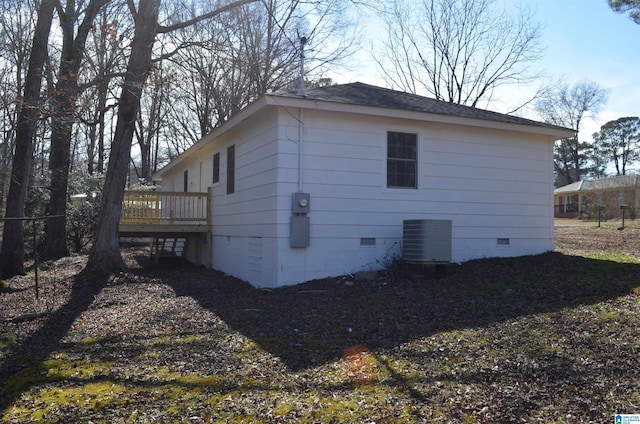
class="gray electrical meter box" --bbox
[290,215,310,247]
[292,192,310,214]
[291,192,311,247]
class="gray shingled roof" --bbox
[554,181,583,194]
[554,175,640,193]
[273,82,573,132]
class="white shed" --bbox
[153,82,574,287]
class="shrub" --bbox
[66,194,101,253]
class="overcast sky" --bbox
[330,0,640,140]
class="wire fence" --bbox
[1,215,65,299]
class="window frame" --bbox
[386,131,418,189]
[227,145,235,195]
[213,152,220,184]
[183,170,188,192]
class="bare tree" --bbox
[135,62,174,180]
[84,0,259,275]
[0,0,37,210]
[163,0,359,155]
[376,0,543,108]
[79,1,131,175]
[0,0,56,278]
[45,0,110,260]
[534,80,608,186]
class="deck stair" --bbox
[151,237,186,261]
[118,190,211,265]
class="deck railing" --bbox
[120,189,210,225]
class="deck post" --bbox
[154,194,160,220]
[119,190,210,265]
[206,187,213,268]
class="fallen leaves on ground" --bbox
[0,224,639,423]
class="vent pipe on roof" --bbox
[298,36,308,98]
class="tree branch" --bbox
[157,0,260,34]
[152,41,211,63]
[126,0,137,18]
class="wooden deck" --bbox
[119,189,210,236]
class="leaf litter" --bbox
[0,224,638,423]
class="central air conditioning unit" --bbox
[402,219,452,263]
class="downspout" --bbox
[298,107,304,192]
[297,36,307,192]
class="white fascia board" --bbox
[265,95,575,141]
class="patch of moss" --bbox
[43,380,127,409]
[2,357,113,402]
[137,349,160,360]
[174,334,203,344]
[597,310,624,322]
[43,358,113,380]
[149,335,171,344]
[628,391,640,407]
[148,334,205,348]
[2,365,44,400]
[0,332,17,348]
[273,402,293,416]
[4,380,128,422]
[51,352,69,360]
[80,336,100,345]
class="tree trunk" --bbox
[97,97,108,174]
[87,118,97,175]
[84,0,160,275]
[46,69,75,259]
[140,133,152,180]
[83,0,257,275]
[0,0,55,277]
[45,0,108,260]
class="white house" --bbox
[153,82,574,287]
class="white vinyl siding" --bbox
[272,108,554,285]
[158,102,557,287]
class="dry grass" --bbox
[0,225,639,423]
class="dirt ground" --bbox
[0,224,639,422]
[554,218,640,256]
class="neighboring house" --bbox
[153,82,573,287]
[554,175,640,219]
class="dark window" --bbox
[213,152,220,184]
[227,145,235,194]
[183,170,188,192]
[387,131,417,188]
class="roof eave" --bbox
[266,94,575,140]
[155,91,574,182]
